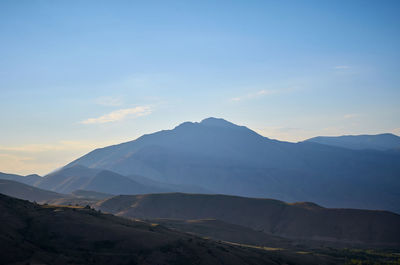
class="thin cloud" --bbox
[231,87,297,102]
[231,89,276,102]
[255,126,315,142]
[334,65,350,69]
[95,96,123,107]
[81,106,152,124]
[343,113,359,119]
[0,139,132,175]
[0,140,118,153]
[0,152,72,176]
[0,153,33,161]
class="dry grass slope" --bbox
[0,193,342,265]
[96,193,400,247]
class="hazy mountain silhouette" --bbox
[0,172,41,186]
[127,173,212,194]
[0,178,108,206]
[305,133,400,150]
[96,193,400,247]
[0,165,210,197]
[0,179,67,203]
[37,165,170,195]
[65,117,400,213]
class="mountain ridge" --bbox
[3,192,314,265]
[0,171,42,186]
[95,192,400,247]
[38,165,171,195]
[61,117,400,213]
[0,179,67,203]
[304,133,400,150]
[2,118,399,212]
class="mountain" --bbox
[0,179,101,207]
[305,133,400,150]
[1,165,209,200]
[71,189,113,199]
[0,171,41,186]
[127,173,212,194]
[0,179,67,203]
[95,193,400,248]
[0,193,340,265]
[37,165,170,194]
[65,117,400,213]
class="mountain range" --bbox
[0,179,66,203]
[305,133,400,150]
[57,117,400,213]
[1,118,400,213]
[37,165,169,194]
[0,172,42,186]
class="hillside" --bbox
[305,133,400,150]
[0,172,41,186]
[64,117,400,213]
[37,165,170,194]
[0,166,178,197]
[95,193,400,247]
[71,189,113,199]
[149,218,294,248]
[0,179,67,203]
[0,193,339,265]
[0,178,113,207]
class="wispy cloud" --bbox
[231,89,277,102]
[0,153,33,162]
[231,87,296,102]
[334,65,350,69]
[343,113,359,119]
[0,140,117,153]
[81,106,152,124]
[95,96,123,107]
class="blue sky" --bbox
[1,0,399,174]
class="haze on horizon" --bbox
[1,0,400,175]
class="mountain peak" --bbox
[200,117,238,128]
[173,117,240,131]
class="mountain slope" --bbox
[305,133,400,150]
[0,193,337,265]
[71,189,113,199]
[150,218,293,248]
[37,165,170,194]
[65,117,400,213]
[95,193,400,247]
[0,179,67,203]
[0,172,41,186]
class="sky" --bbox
[1,0,400,175]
